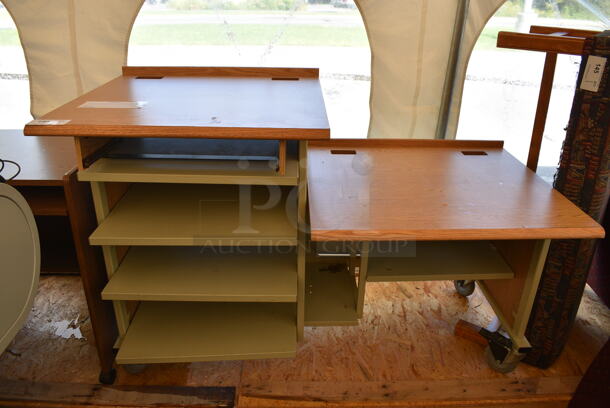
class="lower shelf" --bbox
[305,262,358,326]
[366,241,514,282]
[116,302,297,364]
[102,247,297,302]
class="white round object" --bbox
[0,183,40,354]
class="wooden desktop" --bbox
[307,139,604,371]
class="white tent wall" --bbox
[2,0,144,119]
[3,0,506,138]
[357,0,507,139]
[445,0,508,140]
[358,0,459,139]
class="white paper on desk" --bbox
[78,101,148,109]
[27,119,71,125]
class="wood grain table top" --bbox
[24,67,330,140]
[307,139,605,242]
[0,130,76,186]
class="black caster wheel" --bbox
[454,280,475,297]
[484,346,520,374]
[99,368,117,384]
[122,364,148,375]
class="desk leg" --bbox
[297,239,306,341]
[63,172,118,384]
[296,141,308,342]
[477,239,551,371]
[356,242,370,318]
[277,140,287,176]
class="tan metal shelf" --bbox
[78,157,299,185]
[116,302,297,364]
[102,246,297,302]
[305,262,358,326]
[367,241,514,282]
[89,183,298,246]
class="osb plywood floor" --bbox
[0,276,609,408]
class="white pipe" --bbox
[486,316,501,332]
[516,0,537,33]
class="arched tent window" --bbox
[0,4,31,129]
[128,0,371,139]
[456,0,608,175]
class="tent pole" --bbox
[435,0,470,140]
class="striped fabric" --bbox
[525,31,610,368]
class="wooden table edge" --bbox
[23,125,330,140]
[307,139,505,149]
[310,227,606,242]
[122,65,320,78]
[8,179,67,187]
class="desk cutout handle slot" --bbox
[136,76,165,79]
[272,77,300,81]
[331,149,357,155]
[462,151,488,156]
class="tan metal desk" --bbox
[23,65,604,377]
[307,139,604,371]
[24,66,329,375]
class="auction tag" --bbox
[580,55,607,92]
[27,119,71,125]
[78,101,147,109]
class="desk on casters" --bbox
[307,139,605,372]
[24,66,329,379]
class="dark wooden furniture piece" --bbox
[2,130,79,274]
[0,130,117,384]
